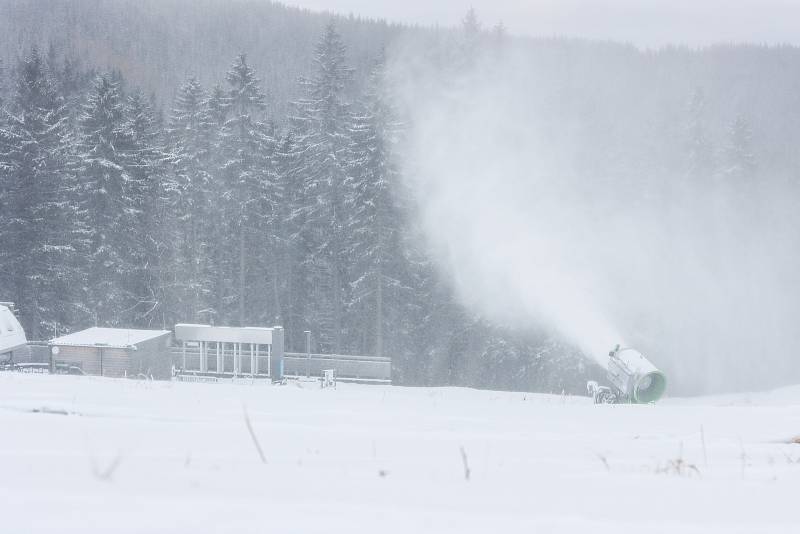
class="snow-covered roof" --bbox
[50,327,171,348]
[174,324,274,344]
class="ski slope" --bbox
[1,373,799,533]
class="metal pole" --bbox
[235,343,240,376]
[304,330,311,378]
[272,326,284,382]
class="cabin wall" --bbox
[53,346,131,377]
[129,333,173,379]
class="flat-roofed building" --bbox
[49,327,172,379]
[172,323,390,383]
[173,324,284,380]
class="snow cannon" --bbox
[587,345,666,404]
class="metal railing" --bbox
[284,352,391,382]
[169,347,391,383]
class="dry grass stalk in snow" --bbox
[243,404,267,464]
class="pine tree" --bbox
[0,49,78,338]
[687,88,714,182]
[218,54,276,326]
[255,118,285,327]
[462,8,481,40]
[203,82,231,324]
[272,132,301,342]
[723,115,756,185]
[345,60,406,357]
[289,21,354,353]
[207,84,229,128]
[491,22,507,42]
[122,90,174,327]
[168,77,216,322]
[74,73,139,325]
[460,8,483,66]
[0,58,6,107]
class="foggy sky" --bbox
[285,0,800,48]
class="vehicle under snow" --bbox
[0,303,27,360]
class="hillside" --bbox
[0,0,405,114]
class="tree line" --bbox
[5,5,792,393]
[0,20,593,392]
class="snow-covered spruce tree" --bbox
[57,56,89,103]
[122,90,176,328]
[168,77,217,322]
[717,115,759,227]
[218,54,277,326]
[458,8,483,69]
[344,59,407,357]
[207,84,229,129]
[722,115,757,187]
[288,21,354,353]
[270,132,302,341]
[251,118,286,328]
[0,49,78,338]
[203,82,232,324]
[74,73,141,326]
[0,57,5,107]
[687,88,714,182]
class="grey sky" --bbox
[284,0,800,48]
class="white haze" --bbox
[286,0,800,48]
[387,39,800,395]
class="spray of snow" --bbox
[387,36,800,393]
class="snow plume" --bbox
[387,37,800,394]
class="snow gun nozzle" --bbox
[589,345,667,404]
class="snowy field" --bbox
[1,373,799,533]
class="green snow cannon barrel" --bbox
[606,346,667,403]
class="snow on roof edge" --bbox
[50,327,171,348]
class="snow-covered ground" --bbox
[1,373,799,533]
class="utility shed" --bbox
[49,328,173,379]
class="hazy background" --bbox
[287,0,800,47]
[388,32,800,395]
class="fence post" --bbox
[304,330,311,378]
[273,326,284,382]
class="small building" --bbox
[173,324,284,380]
[172,323,391,383]
[49,327,173,379]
